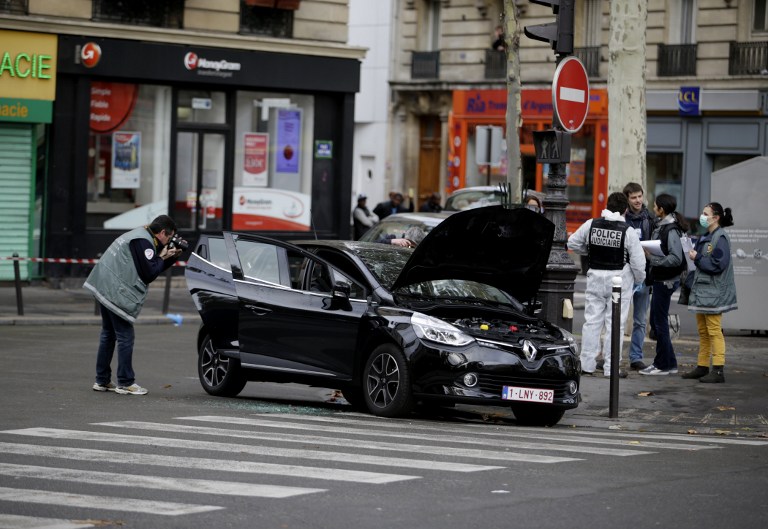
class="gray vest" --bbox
[689,228,738,314]
[83,227,156,323]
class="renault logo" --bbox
[522,340,537,361]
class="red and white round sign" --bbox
[81,42,102,68]
[551,56,590,133]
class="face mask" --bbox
[699,214,710,228]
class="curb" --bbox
[0,313,199,326]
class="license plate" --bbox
[502,386,554,404]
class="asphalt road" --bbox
[1,324,767,529]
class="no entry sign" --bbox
[552,56,589,133]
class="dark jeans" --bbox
[95,303,136,386]
[649,280,679,371]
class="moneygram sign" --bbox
[183,51,241,79]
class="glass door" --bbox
[174,131,225,232]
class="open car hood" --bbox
[391,206,555,301]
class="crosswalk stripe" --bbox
[179,415,653,457]
[95,420,580,464]
[258,413,721,451]
[0,462,324,498]
[0,442,416,484]
[0,486,220,516]
[1,428,502,473]
[0,514,94,529]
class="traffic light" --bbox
[523,0,574,56]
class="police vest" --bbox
[588,218,628,271]
[648,223,686,282]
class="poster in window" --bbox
[275,108,301,174]
[112,132,141,189]
[568,147,586,187]
[243,132,269,186]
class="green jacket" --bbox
[689,227,738,315]
[83,227,155,323]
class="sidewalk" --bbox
[2,279,767,437]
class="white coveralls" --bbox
[568,210,646,375]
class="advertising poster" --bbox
[243,132,269,186]
[111,131,141,189]
[275,108,301,174]
[232,187,310,231]
[568,147,586,187]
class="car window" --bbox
[235,240,286,286]
[445,191,503,211]
[302,257,365,299]
[205,237,231,271]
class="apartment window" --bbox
[755,0,768,32]
[240,0,298,38]
[0,0,27,15]
[92,0,184,28]
[427,0,441,51]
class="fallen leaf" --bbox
[715,406,736,411]
[714,429,732,435]
[637,391,654,397]
[609,424,624,430]
[687,429,698,435]
[628,441,641,445]
[163,384,173,389]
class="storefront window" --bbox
[565,124,595,203]
[646,152,683,205]
[86,82,172,229]
[177,90,227,124]
[232,91,315,231]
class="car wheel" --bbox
[363,344,413,418]
[511,403,565,427]
[198,335,247,397]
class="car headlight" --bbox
[411,313,474,347]
[560,328,580,355]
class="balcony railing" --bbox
[411,51,440,80]
[729,41,768,75]
[485,49,506,79]
[657,43,697,76]
[0,0,27,14]
[573,46,600,77]
[92,0,184,29]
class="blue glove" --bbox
[632,283,644,294]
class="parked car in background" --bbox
[444,186,506,212]
[185,206,580,426]
[357,211,451,243]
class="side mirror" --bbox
[325,281,352,311]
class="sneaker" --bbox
[92,382,116,392]
[639,365,670,376]
[580,370,596,376]
[603,369,628,379]
[668,367,679,374]
[630,361,647,371]
[115,384,148,395]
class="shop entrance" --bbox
[418,115,442,208]
[173,131,227,233]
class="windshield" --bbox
[353,245,411,288]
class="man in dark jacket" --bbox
[373,191,414,220]
[623,182,656,370]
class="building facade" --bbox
[388,0,768,224]
[0,0,363,281]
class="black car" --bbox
[185,206,580,426]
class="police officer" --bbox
[568,192,646,377]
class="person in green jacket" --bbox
[84,215,183,395]
[682,202,737,383]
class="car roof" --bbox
[378,212,452,225]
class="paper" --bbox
[641,240,664,257]
[681,236,696,271]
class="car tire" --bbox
[362,344,413,418]
[511,403,565,427]
[198,334,247,397]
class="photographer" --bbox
[84,215,185,396]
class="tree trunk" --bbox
[504,0,522,202]
[608,0,648,194]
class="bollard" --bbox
[162,267,172,315]
[12,253,24,316]
[608,276,622,418]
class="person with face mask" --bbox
[682,202,737,383]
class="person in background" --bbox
[491,25,506,51]
[640,193,688,376]
[525,195,543,214]
[682,202,737,383]
[623,182,656,371]
[419,192,443,213]
[352,194,379,240]
[373,191,414,220]
[567,192,646,378]
[84,215,182,396]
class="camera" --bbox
[168,233,189,252]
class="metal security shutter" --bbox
[0,124,34,281]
